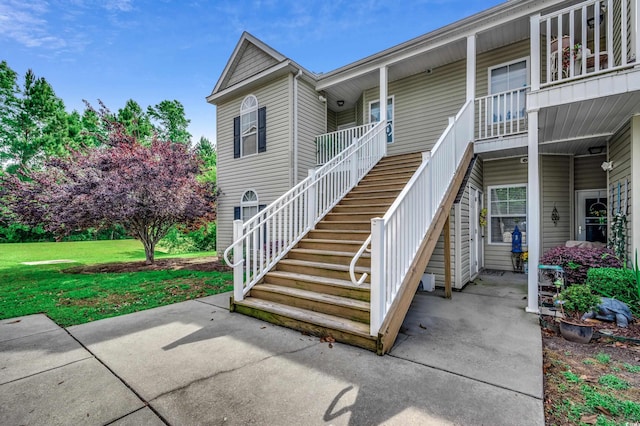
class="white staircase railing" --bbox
[224,121,387,302]
[350,100,474,336]
[315,123,376,165]
[476,88,528,140]
[535,0,639,87]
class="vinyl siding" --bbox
[336,109,357,127]
[225,43,279,89]
[483,157,529,271]
[425,208,456,288]
[608,120,632,262]
[574,155,607,190]
[297,79,326,182]
[327,109,337,133]
[363,59,467,156]
[216,75,292,253]
[541,155,571,253]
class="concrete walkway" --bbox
[0,272,543,425]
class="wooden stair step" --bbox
[324,212,385,221]
[287,248,370,267]
[232,298,376,351]
[365,168,420,179]
[331,203,391,213]
[339,195,398,205]
[249,283,370,322]
[305,229,370,241]
[264,270,370,301]
[357,177,411,187]
[276,258,371,282]
[296,238,367,251]
[316,220,371,230]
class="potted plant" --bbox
[555,284,601,343]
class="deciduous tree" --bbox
[1,107,217,264]
[147,100,191,144]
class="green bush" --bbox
[558,284,601,315]
[160,223,216,254]
[586,268,639,317]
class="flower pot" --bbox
[558,319,593,344]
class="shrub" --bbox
[558,284,601,315]
[160,222,216,254]
[586,268,639,317]
[540,246,621,285]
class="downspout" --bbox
[293,69,303,184]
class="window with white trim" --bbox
[240,95,258,156]
[488,184,527,244]
[241,190,259,221]
[488,58,528,122]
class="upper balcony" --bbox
[532,0,638,88]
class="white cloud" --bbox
[104,0,133,12]
[0,0,68,49]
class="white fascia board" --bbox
[207,62,292,104]
[316,0,566,91]
[474,134,528,154]
[528,69,640,110]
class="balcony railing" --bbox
[315,123,376,165]
[535,0,638,87]
[476,88,529,140]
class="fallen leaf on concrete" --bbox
[320,336,335,343]
[260,326,266,329]
[7,320,21,324]
[328,343,333,348]
[419,323,427,329]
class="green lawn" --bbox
[0,240,232,327]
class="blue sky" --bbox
[0,0,503,144]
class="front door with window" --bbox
[575,190,607,243]
[369,97,394,143]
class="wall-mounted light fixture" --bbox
[601,161,614,171]
[337,100,345,107]
[588,145,606,155]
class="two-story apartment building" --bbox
[207,0,640,353]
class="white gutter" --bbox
[293,69,303,184]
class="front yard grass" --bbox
[0,240,232,327]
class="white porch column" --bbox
[526,110,540,314]
[379,65,388,122]
[632,115,640,259]
[466,35,476,102]
[530,14,541,91]
[635,0,640,65]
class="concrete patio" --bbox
[0,272,543,425]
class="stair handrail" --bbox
[224,120,387,302]
[349,100,474,335]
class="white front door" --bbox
[575,189,608,243]
[469,186,483,278]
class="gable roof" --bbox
[208,32,316,104]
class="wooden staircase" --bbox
[231,152,423,351]
[231,145,473,354]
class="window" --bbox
[240,95,258,156]
[234,95,266,158]
[369,97,394,143]
[240,190,258,222]
[488,59,528,122]
[488,184,527,244]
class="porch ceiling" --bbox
[538,91,640,155]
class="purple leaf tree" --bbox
[1,105,216,264]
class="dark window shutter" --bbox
[233,116,241,158]
[258,204,266,211]
[234,206,241,220]
[258,107,267,153]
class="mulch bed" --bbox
[64,256,231,274]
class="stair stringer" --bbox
[376,143,475,355]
